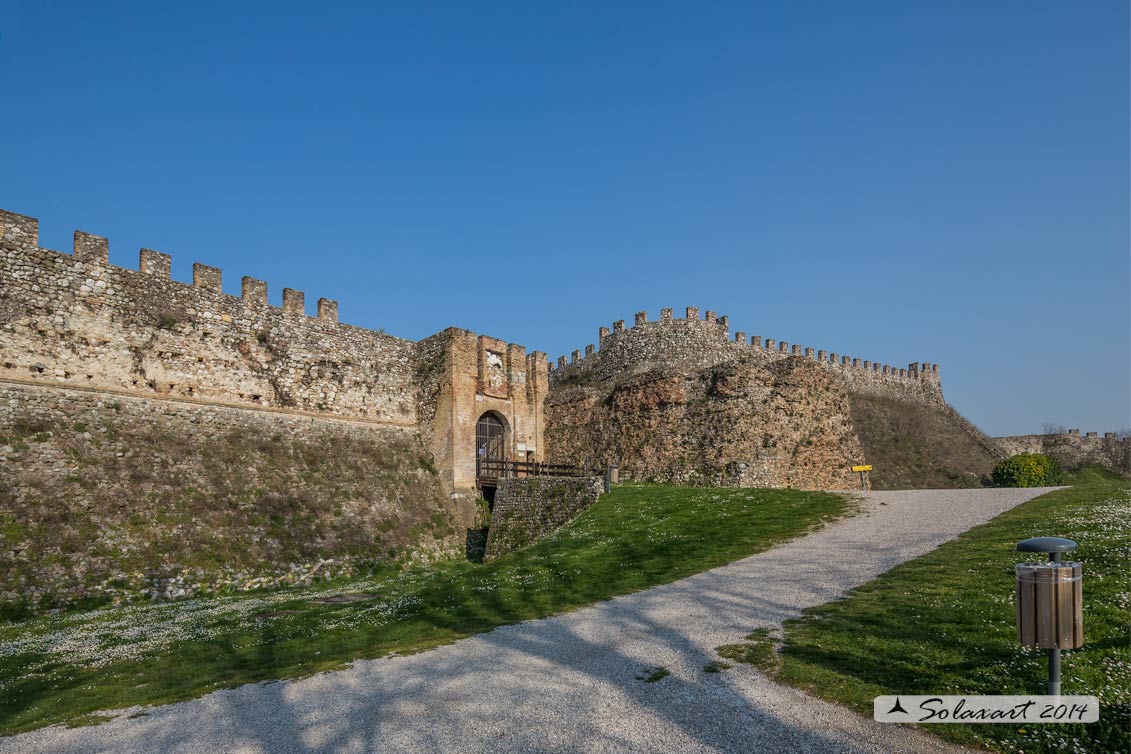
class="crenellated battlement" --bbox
[0,209,39,248]
[1000,428,1128,444]
[0,207,424,426]
[1,208,350,329]
[140,248,171,278]
[2,210,944,410]
[2,205,956,493]
[242,276,268,304]
[547,306,942,402]
[994,429,1131,472]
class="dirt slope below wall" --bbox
[847,393,1003,489]
[0,385,459,614]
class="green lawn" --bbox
[726,469,1129,754]
[0,483,849,735]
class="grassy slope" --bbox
[0,414,452,613]
[849,393,1002,489]
[0,483,849,735]
[763,470,1129,754]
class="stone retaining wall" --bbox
[483,477,604,559]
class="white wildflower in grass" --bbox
[0,483,853,734]
[771,480,1130,754]
[0,571,430,684]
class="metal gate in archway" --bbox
[476,413,506,473]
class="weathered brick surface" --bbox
[414,328,547,498]
[484,477,604,559]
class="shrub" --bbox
[991,453,1063,487]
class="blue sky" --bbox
[0,1,1127,436]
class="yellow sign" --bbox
[852,465,873,472]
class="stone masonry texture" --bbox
[545,310,948,490]
[2,206,1061,607]
[548,357,865,490]
[994,430,1131,473]
[484,477,604,560]
[0,208,548,606]
[0,215,417,423]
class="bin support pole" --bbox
[1048,549,1062,696]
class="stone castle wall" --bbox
[549,306,944,406]
[995,430,1130,473]
[547,356,866,490]
[1,209,417,424]
[5,201,1069,573]
[0,207,548,502]
[0,206,557,605]
[544,307,947,490]
[483,476,604,560]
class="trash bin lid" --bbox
[1017,536,1077,553]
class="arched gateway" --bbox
[475,412,508,502]
[475,412,506,465]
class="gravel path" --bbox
[1,487,1057,754]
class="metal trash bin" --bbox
[607,464,619,488]
[1015,561,1083,649]
[1015,536,1083,695]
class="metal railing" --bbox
[476,459,585,482]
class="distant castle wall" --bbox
[995,430,1130,472]
[548,306,944,406]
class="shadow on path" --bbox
[0,488,1051,754]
